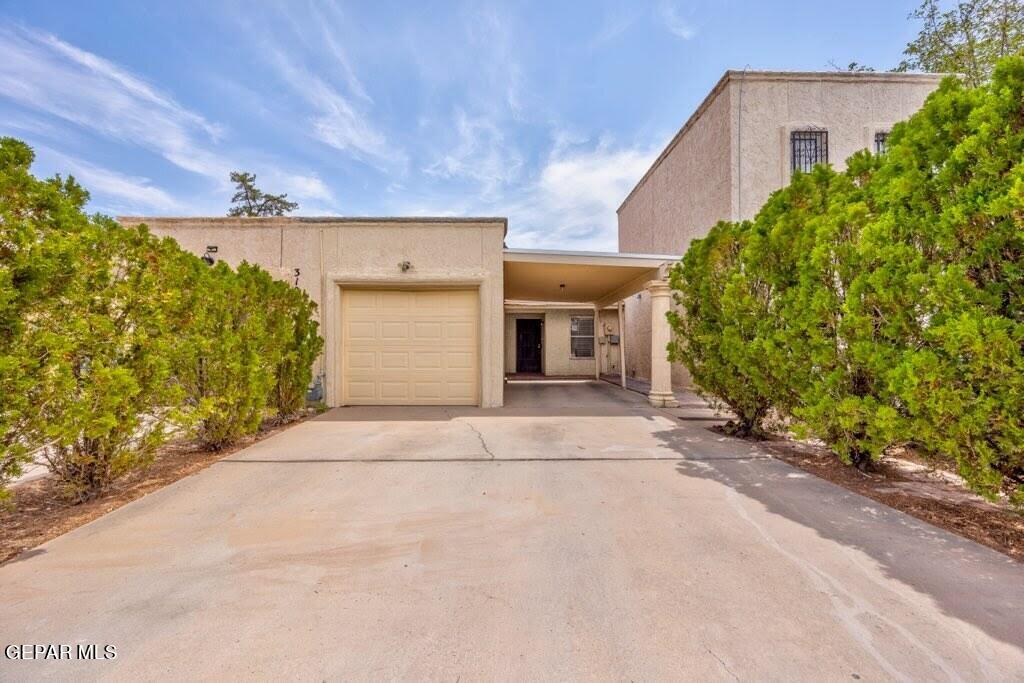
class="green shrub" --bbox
[667,220,774,436]
[0,138,324,502]
[668,56,1024,502]
[180,262,282,450]
[0,138,88,503]
[268,281,322,419]
[742,165,846,422]
[41,222,193,501]
[773,157,900,469]
[860,59,1024,501]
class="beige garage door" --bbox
[341,289,479,405]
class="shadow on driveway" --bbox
[653,423,1024,651]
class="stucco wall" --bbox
[618,79,733,257]
[543,309,598,377]
[616,71,944,386]
[598,308,621,376]
[123,216,507,408]
[729,73,944,220]
[504,308,620,377]
[617,79,732,387]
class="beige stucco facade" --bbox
[122,216,507,408]
[618,70,946,386]
[122,218,678,407]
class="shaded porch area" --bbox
[503,247,680,407]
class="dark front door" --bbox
[516,318,542,373]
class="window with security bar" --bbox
[874,131,890,154]
[570,316,595,358]
[791,130,828,173]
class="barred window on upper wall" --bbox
[875,130,890,154]
[791,130,828,173]
[570,316,595,359]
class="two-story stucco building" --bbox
[617,69,946,388]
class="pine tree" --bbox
[227,171,299,217]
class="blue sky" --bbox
[1,1,925,250]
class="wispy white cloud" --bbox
[463,5,526,118]
[34,146,183,213]
[658,2,696,40]
[307,2,373,104]
[244,3,402,172]
[588,7,639,49]
[0,25,339,212]
[0,25,226,179]
[277,173,333,203]
[41,32,221,138]
[400,133,656,251]
[264,46,405,171]
[424,109,523,198]
[504,137,657,250]
[403,5,527,119]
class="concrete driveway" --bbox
[2,382,1023,681]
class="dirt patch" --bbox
[753,435,1024,562]
[0,414,314,566]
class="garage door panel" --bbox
[380,292,412,309]
[413,351,442,369]
[446,290,476,305]
[348,321,377,340]
[446,382,475,400]
[446,321,474,341]
[341,289,479,405]
[413,382,442,399]
[413,291,445,308]
[380,352,409,369]
[447,351,474,369]
[380,321,409,340]
[346,290,378,309]
[379,382,410,400]
[347,381,376,400]
[348,351,376,369]
[413,321,443,340]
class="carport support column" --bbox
[646,280,678,408]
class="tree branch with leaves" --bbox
[897,0,1024,86]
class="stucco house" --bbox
[125,70,947,409]
[617,69,945,388]
[122,216,681,409]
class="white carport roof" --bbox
[503,248,679,308]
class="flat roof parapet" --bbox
[119,215,508,225]
[118,215,509,236]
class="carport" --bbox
[503,248,680,407]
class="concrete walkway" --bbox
[2,382,1022,680]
